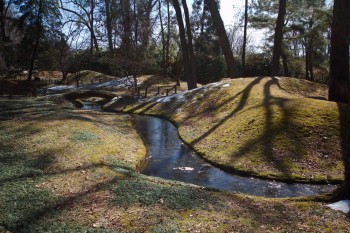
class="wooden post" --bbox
[145,87,148,98]
[174,85,177,94]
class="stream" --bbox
[134,115,336,198]
[81,102,336,198]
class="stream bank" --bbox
[134,115,336,198]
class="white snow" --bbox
[47,76,134,92]
[150,80,230,104]
[173,167,194,171]
[153,92,187,103]
[48,85,77,91]
[326,200,350,213]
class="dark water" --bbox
[81,101,103,111]
[134,115,336,198]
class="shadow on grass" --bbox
[0,148,135,232]
[189,77,264,145]
[112,77,305,178]
[1,97,223,232]
[1,159,221,232]
[185,77,309,179]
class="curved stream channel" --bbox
[134,115,336,198]
[82,102,336,198]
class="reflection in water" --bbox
[81,101,102,111]
[135,115,336,198]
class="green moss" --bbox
[1,96,350,232]
[70,131,100,142]
[111,77,346,183]
[112,179,222,210]
[0,179,57,231]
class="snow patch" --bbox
[173,167,194,171]
[150,81,229,104]
[48,85,77,91]
[47,76,135,92]
[326,200,350,213]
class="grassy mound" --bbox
[106,76,347,183]
[0,98,145,231]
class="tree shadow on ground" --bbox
[0,99,142,231]
[0,123,135,232]
[189,77,264,145]
[188,77,306,178]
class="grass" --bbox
[1,85,350,232]
[112,178,223,209]
[106,76,347,183]
[0,97,145,231]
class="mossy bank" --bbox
[106,76,347,184]
[1,97,350,232]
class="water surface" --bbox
[135,115,336,198]
[81,101,103,111]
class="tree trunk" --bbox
[345,98,350,198]
[309,42,314,81]
[166,0,170,68]
[182,0,197,89]
[90,0,99,53]
[242,0,248,77]
[172,0,191,89]
[121,0,132,52]
[328,0,349,104]
[305,43,310,80]
[281,50,289,77]
[205,0,237,78]
[105,0,113,51]
[271,0,286,76]
[0,0,6,41]
[159,0,166,74]
[28,0,43,81]
[0,0,9,68]
[140,0,155,50]
[133,0,138,47]
[329,0,350,200]
[200,1,206,34]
